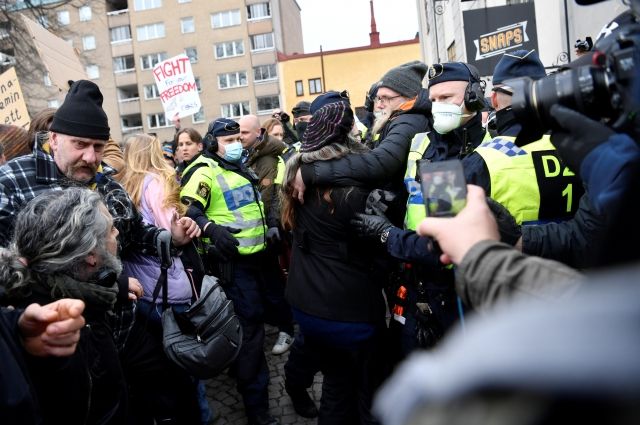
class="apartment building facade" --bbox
[2,0,303,143]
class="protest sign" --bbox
[152,54,201,119]
[21,14,87,91]
[0,67,30,127]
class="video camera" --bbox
[508,12,640,146]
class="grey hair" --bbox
[0,188,111,294]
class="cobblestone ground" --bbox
[206,325,322,425]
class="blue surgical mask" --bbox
[223,141,243,162]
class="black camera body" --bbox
[508,20,640,146]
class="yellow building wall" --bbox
[278,41,421,113]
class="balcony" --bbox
[114,69,137,87]
[107,9,130,29]
[118,97,141,116]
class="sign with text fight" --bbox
[152,54,201,120]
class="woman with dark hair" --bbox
[281,96,387,425]
[174,127,204,183]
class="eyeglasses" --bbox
[375,95,403,105]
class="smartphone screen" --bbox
[418,159,467,217]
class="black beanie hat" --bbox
[291,101,311,118]
[50,80,110,140]
[310,90,351,114]
[379,60,428,98]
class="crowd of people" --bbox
[1,3,640,424]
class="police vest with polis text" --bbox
[180,155,267,255]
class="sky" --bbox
[296,0,420,53]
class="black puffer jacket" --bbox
[300,89,432,225]
[301,89,432,191]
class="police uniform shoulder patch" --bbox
[197,181,210,199]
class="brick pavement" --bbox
[206,325,322,425]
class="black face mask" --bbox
[295,121,308,137]
[495,107,518,135]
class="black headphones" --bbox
[204,132,217,153]
[462,63,487,112]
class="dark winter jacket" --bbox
[1,306,42,425]
[8,275,128,425]
[300,89,432,190]
[246,133,285,227]
[523,192,608,270]
[286,186,387,324]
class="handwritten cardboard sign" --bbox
[152,54,201,120]
[0,67,30,127]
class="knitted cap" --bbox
[493,50,546,86]
[50,80,110,140]
[300,102,354,153]
[427,62,478,88]
[310,90,351,114]
[379,60,428,98]
[291,101,311,118]
[207,118,240,138]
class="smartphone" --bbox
[417,159,467,217]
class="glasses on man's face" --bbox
[375,95,402,105]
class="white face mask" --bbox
[432,100,470,134]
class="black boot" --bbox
[285,382,319,418]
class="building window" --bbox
[110,25,132,43]
[86,65,100,79]
[221,101,250,118]
[193,107,205,123]
[144,84,160,99]
[295,80,303,96]
[79,6,92,22]
[82,35,96,51]
[447,41,456,62]
[178,0,191,3]
[247,3,270,20]
[309,78,322,94]
[218,71,248,89]
[140,52,167,70]
[134,0,162,11]
[137,23,165,41]
[148,113,169,128]
[214,40,244,59]
[257,95,280,114]
[57,11,70,26]
[211,10,240,28]
[181,17,195,33]
[0,22,10,39]
[250,33,274,51]
[113,55,135,73]
[185,47,198,63]
[44,73,51,86]
[47,99,60,108]
[253,64,277,82]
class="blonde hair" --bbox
[262,118,283,135]
[116,133,185,215]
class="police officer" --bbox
[180,118,280,425]
[352,62,489,360]
[464,49,584,225]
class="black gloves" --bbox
[351,213,394,242]
[155,229,173,268]
[205,223,240,262]
[550,104,614,175]
[486,197,521,246]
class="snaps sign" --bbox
[463,3,539,76]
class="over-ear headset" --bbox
[462,63,487,112]
[204,132,218,153]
